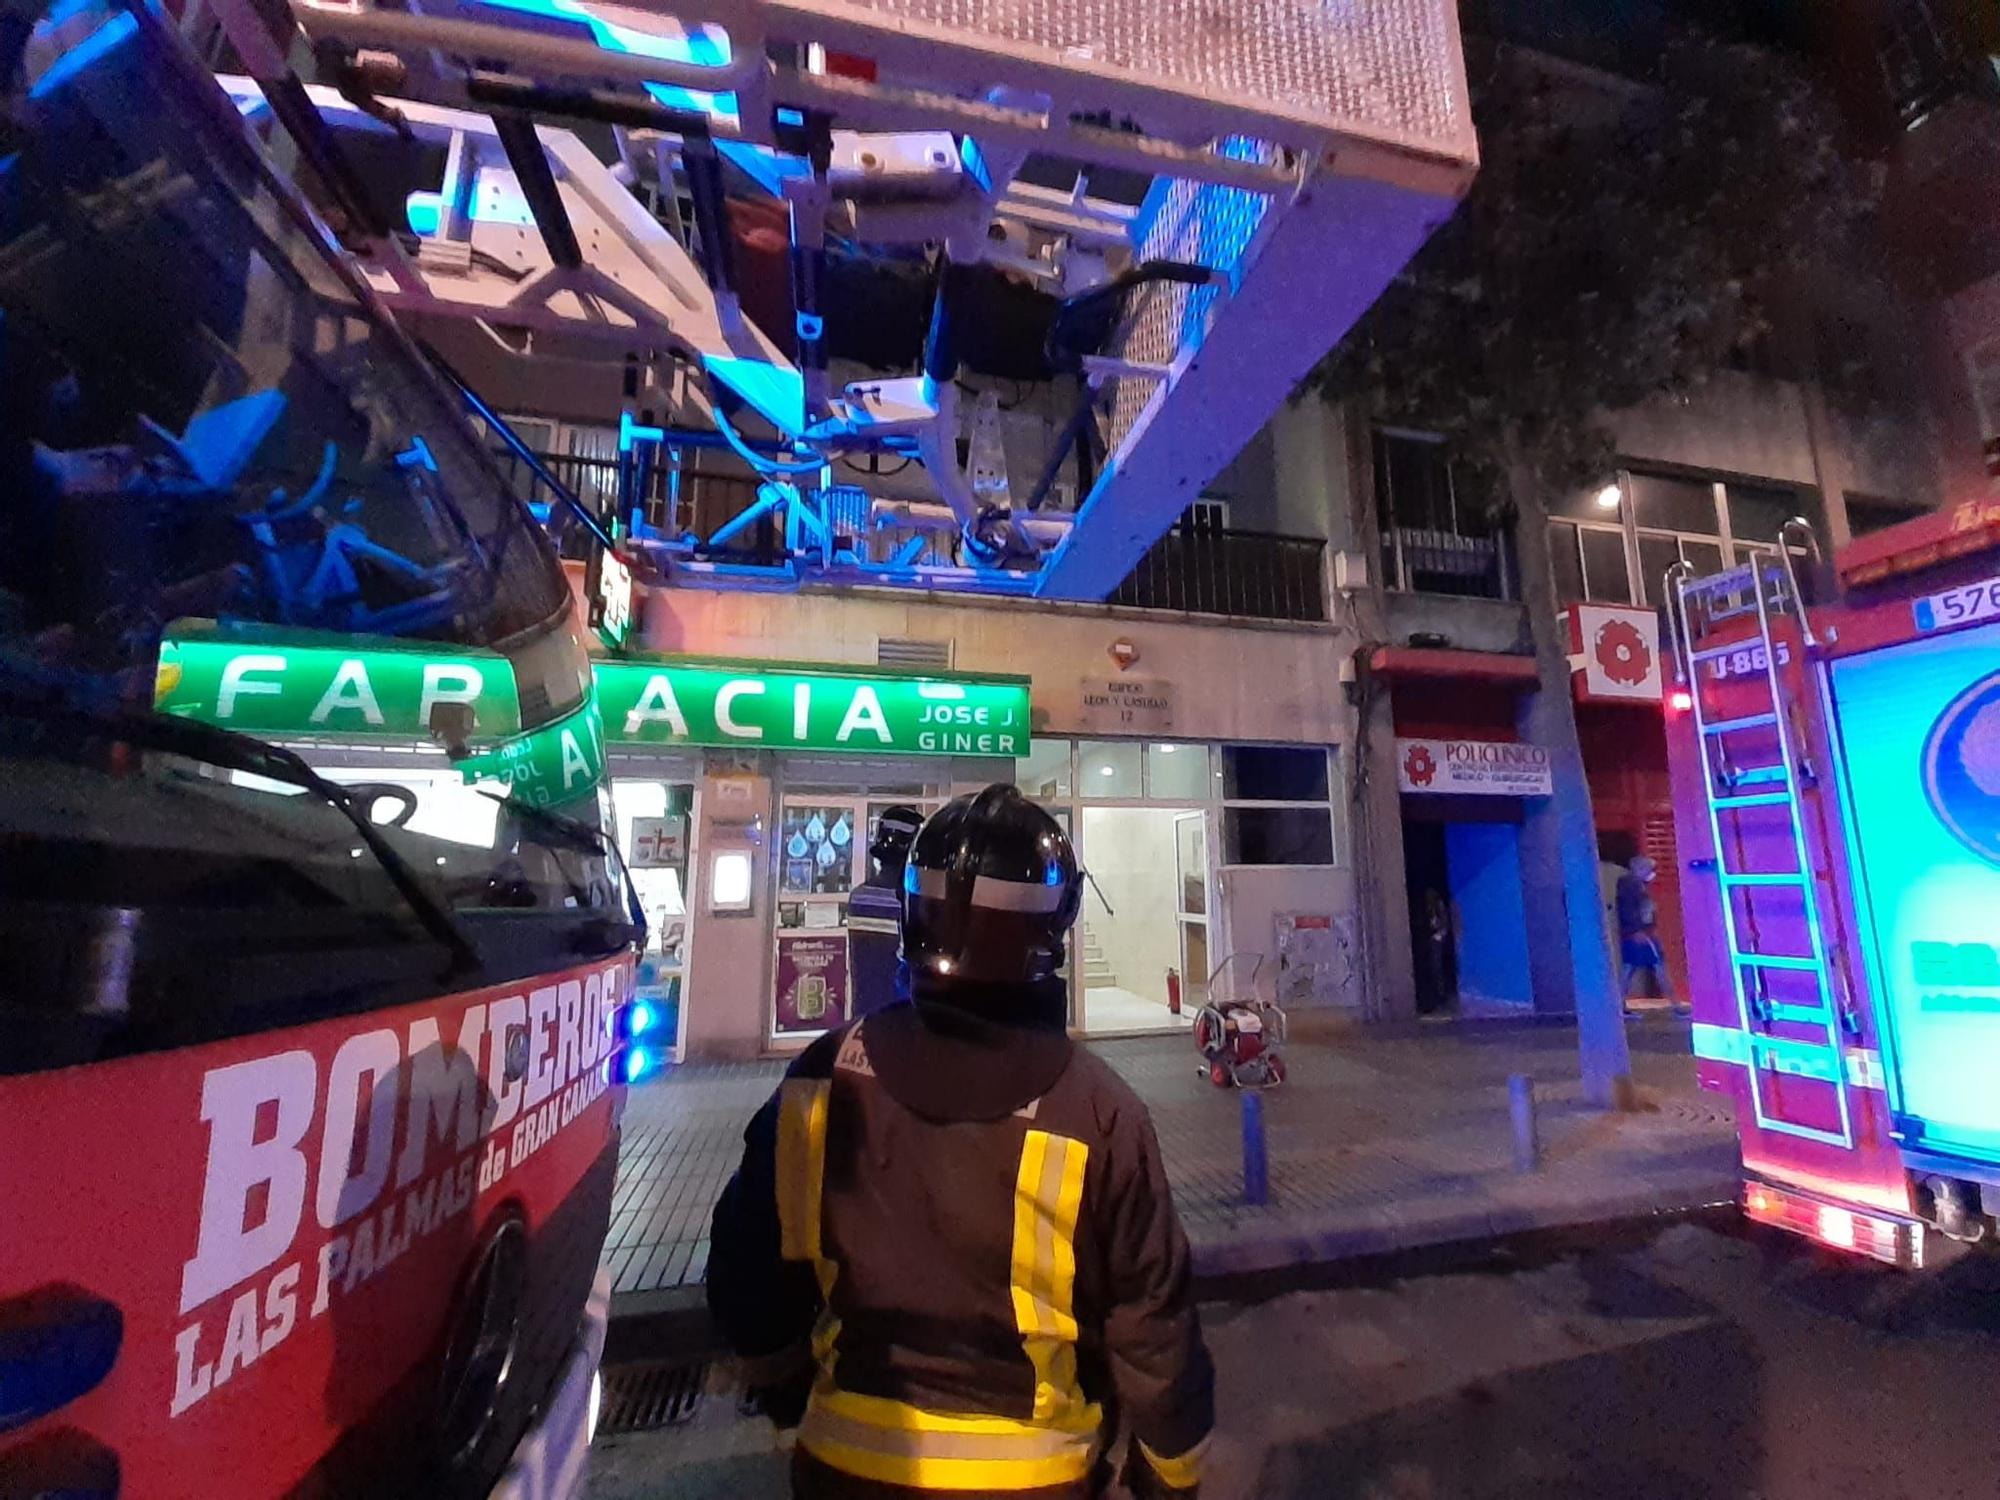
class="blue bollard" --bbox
[1509,1073,1541,1174]
[1241,1089,1269,1206]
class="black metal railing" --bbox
[1382,525,1514,601]
[505,453,1328,619]
[1109,525,1326,622]
[498,451,620,519]
[500,451,766,557]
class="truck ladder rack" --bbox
[1668,556,1856,1150]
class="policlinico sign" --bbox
[157,634,1031,769]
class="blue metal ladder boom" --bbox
[1668,556,1855,1150]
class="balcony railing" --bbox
[1382,525,1514,602]
[1109,525,1326,622]
[508,452,1327,622]
[499,451,766,558]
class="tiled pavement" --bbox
[603,1060,782,1297]
[601,1020,1738,1302]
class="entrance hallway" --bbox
[601,1020,1734,1298]
[1078,804,1211,1035]
[1081,985,1195,1034]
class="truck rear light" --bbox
[1742,1179,1921,1267]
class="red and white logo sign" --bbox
[1565,604,1664,704]
[1396,738,1553,797]
[1594,617,1652,685]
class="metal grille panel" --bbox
[877,636,954,669]
[1103,140,1277,456]
[597,1360,709,1435]
[789,0,1472,152]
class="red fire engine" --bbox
[0,4,640,1493]
[1665,499,2000,1266]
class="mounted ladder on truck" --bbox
[1664,497,2000,1268]
[1667,523,1857,1154]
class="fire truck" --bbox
[0,3,640,1493]
[1665,498,2000,1267]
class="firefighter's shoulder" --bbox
[782,1024,851,1082]
[1048,1044,1159,1148]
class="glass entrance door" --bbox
[1077,806,1205,1035]
[612,777,697,1060]
[1174,811,1211,1015]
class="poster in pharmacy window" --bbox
[775,932,851,1035]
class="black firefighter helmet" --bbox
[901,784,1083,987]
[869,803,925,869]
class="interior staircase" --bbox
[1081,924,1116,990]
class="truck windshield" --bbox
[0,1,634,1072]
[0,0,571,691]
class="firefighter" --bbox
[847,804,924,1017]
[709,784,1214,1499]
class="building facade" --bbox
[594,586,1355,1059]
[388,2,1999,1064]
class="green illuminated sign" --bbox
[458,693,608,807]
[155,633,1030,761]
[595,658,1030,757]
[155,633,523,744]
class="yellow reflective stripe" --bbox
[1011,1129,1093,1426]
[817,1388,1086,1441]
[802,1388,1100,1490]
[1048,1135,1087,1341]
[776,1078,830,1264]
[776,1078,841,1376]
[801,1437,1093,1492]
[1140,1435,1210,1491]
[1009,1129,1047,1336]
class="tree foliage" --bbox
[1306,32,1873,491]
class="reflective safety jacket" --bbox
[846,875,905,1018]
[709,999,1214,1495]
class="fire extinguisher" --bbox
[1166,968,1182,1016]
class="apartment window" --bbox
[1077,740,1144,799]
[1020,738,1074,799]
[1579,525,1634,604]
[1549,521,1587,606]
[1146,742,1212,801]
[1627,473,1721,534]
[1968,338,2000,440]
[1728,483,1815,546]
[1184,499,1229,535]
[1636,534,1726,606]
[1374,430,1510,599]
[1847,495,1929,538]
[1220,746,1337,867]
[1545,521,1633,606]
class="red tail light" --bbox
[1742,1179,1920,1267]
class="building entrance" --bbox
[1076,806,1208,1034]
[1401,809,1535,1015]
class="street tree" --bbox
[1307,32,1871,1104]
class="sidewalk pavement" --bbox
[601,1018,1738,1309]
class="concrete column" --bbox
[1800,380,1853,550]
[1272,396,1418,1021]
[1358,682,1418,1021]
[681,754,776,1061]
